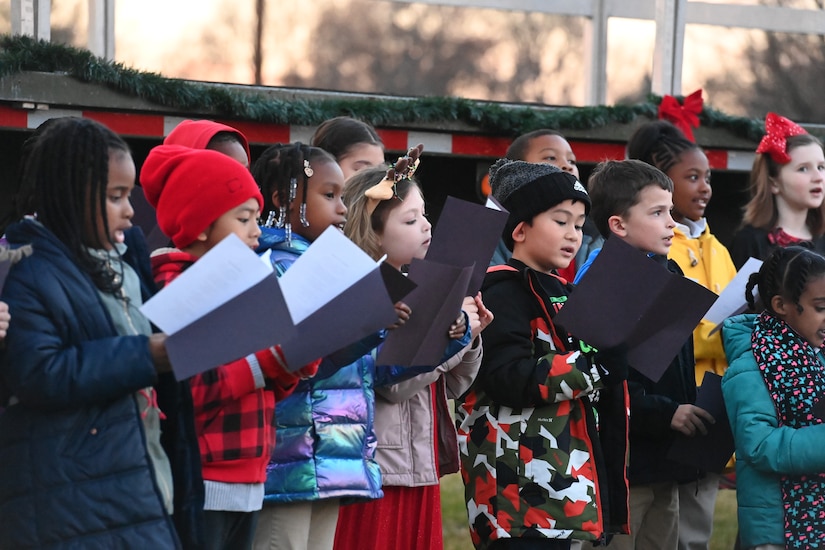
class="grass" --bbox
[441,473,738,550]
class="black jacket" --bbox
[730,224,825,269]
[625,256,700,485]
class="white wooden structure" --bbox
[10,0,114,59]
[9,0,825,105]
[397,0,825,104]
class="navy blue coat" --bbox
[0,219,181,549]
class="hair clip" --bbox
[303,160,314,178]
[395,144,423,181]
[365,144,424,215]
[657,89,703,142]
[756,112,808,164]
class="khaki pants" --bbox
[251,498,341,550]
[678,473,721,550]
[606,482,679,550]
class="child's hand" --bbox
[0,301,9,340]
[387,301,412,330]
[450,296,476,339]
[295,358,321,380]
[149,333,172,374]
[671,404,715,437]
[473,293,493,338]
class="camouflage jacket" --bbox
[456,260,629,548]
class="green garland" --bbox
[0,34,767,141]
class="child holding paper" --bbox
[584,160,713,550]
[0,117,183,548]
[250,143,469,550]
[505,130,604,281]
[627,119,737,550]
[334,153,491,550]
[141,144,320,550]
[456,159,629,550]
[722,246,825,550]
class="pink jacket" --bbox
[373,337,482,486]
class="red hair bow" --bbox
[658,89,703,142]
[756,112,808,164]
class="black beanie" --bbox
[490,159,591,251]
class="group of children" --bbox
[0,107,824,550]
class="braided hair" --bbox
[627,120,699,175]
[746,245,825,315]
[251,142,336,243]
[17,117,130,293]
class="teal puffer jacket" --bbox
[721,314,825,548]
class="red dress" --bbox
[334,384,444,550]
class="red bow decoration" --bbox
[658,89,703,142]
[756,112,808,164]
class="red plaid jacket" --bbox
[152,249,300,484]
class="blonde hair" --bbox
[743,134,825,235]
[343,166,422,260]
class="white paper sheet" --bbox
[140,234,273,334]
[277,226,379,324]
[703,257,762,326]
[485,196,503,210]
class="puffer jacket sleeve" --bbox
[1,258,157,410]
[376,335,482,403]
[723,358,825,475]
[474,280,602,409]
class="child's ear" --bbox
[771,294,789,316]
[271,191,282,209]
[607,214,627,237]
[511,221,528,245]
[769,177,780,194]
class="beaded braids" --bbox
[743,133,825,235]
[626,120,699,175]
[310,116,383,162]
[251,142,336,243]
[17,117,131,293]
[746,245,825,315]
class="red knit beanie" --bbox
[164,119,251,163]
[140,145,263,249]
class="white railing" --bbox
[10,0,825,105]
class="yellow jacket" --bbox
[669,224,738,385]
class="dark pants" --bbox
[203,510,260,550]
